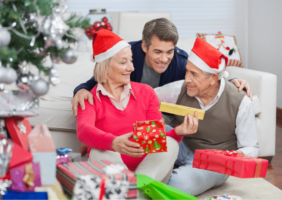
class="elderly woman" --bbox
[76,30,198,183]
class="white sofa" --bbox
[24,12,277,160]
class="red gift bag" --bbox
[192,149,268,178]
[5,117,32,151]
[133,119,167,154]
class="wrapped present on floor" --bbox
[9,142,33,170]
[133,119,167,154]
[56,154,70,164]
[10,162,41,192]
[2,191,48,200]
[56,160,138,199]
[193,150,268,178]
[28,124,56,185]
[5,117,32,151]
[35,184,68,200]
[73,175,129,200]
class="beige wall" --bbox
[248,0,282,108]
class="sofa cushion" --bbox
[28,100,76,131]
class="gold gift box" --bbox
[159,102,205,120]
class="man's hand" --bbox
[175,112,198,136]
[112,132,144,157]
[231,79,253,101]
[237,150,245,155]
[71,89,94,117]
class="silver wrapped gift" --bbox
[0,90,39,117]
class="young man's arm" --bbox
[72,77,97,117]
[73,77,97,96]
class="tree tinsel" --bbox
[0,0,91,75]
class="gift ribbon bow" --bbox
[23,163,35,189]
[198,150,263,178]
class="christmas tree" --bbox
[0,0,90,95]
[160,132,166,138]
[153,141,162,150]
[146,126,151,133]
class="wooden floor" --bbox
[264,117,282,190]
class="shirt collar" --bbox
[96,82,136,101]
[195,78,225,107]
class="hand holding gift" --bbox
[112,132,144,157]
[175,112,199,136]
[133,119,167,154]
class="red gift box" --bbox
[9,142,33,170]
[133,119,167,154]
[5,117,32,151]
[192,149,268,178]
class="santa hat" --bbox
[188,38,229,79]
[91,29,130,62]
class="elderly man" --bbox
[154,38,259,195]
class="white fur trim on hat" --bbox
[95,40,130,62]
[188,51,226,75]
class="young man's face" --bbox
[141,35,175,74]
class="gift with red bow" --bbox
[192,149,268,178]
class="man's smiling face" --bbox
[142,35,175,74]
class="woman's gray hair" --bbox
[142,18,178,49]
[93,57,112,83]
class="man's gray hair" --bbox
[142,18,178,49]
[202,70,223,80]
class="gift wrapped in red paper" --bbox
[5,117,32,151]
[133,119,167,154]
[193,150,268,178]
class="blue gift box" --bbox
[3,191,48,199]
[32,152,56,185]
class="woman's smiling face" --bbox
[107,46,134,85]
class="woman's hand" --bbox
[175,112,198,136]
[112,132,144,157]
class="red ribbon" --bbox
[99,178,106,200]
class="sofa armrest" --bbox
[226,66,277,157]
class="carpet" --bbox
[197,176,282,200]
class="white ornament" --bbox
[30,78,49,96]
[3,67,17,84]
[144,136,148,140]
[0,26,11,47]
[152,129,156,132]
[137,132,142,136]
[61,47,78,64]
[155,135,159,138]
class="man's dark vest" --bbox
[175,80,246,151]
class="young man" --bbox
[155,38,259,195]
[72,18,251,116]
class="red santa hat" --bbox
[91,29,130,62]
[188,38,229,79]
